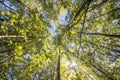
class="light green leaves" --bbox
[0,0,120,80]
[74,23,82,28]
[1,25,4,29]
[14,45,23,57]
[70,29,76,35]
[20,16,25,24]
[59,6,67,14]
[17,46,22,51]
[1,11,5,15]
[6,11,10,15]
[1,11,11,15]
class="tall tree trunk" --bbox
[56,54,60,80]
[78,32,120,38]
[86,32,120,38]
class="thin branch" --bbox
[90,63,115,80]
[73,0,89,21]
[77,0,92,58]
[0,35,24,39]
[87,8,120,21]
[15,0,31,11]
[66,11,85,31]
[0,1,15,14]
[0,1,14,10]
[90,0,108,10]
[0,55,14,63]
[81,59,115,80]
[63,0,92,32]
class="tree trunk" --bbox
[0,35,24,39]
[79,32,120,38]
[56,54,60,80]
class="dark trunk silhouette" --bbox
[56,55,60,80]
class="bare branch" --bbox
[87,8,120,21]
[0,35,24,39]
[90,0,108,10]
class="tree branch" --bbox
[87,8,120,21]
[90,0,108,10]
[0,35,24,39]
[78,32,120,38]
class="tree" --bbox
[0,0,120,80]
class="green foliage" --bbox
[0,0,120,80]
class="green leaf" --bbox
[17,46,22,50]
[1,11,5,15]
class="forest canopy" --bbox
[0,0,120,80]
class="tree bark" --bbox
[56,54,60,80]
[0,35,24,39]
[78,32,120,38]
